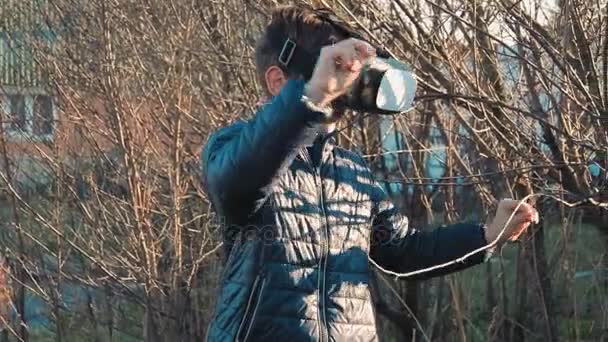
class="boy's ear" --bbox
[265,66,287,96]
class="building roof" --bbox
[0,0,52,89]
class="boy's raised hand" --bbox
[304,38,376,108]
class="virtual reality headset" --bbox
[276,8,417,115]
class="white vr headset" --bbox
[368,57,417,114]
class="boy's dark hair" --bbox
[254,5,358,89]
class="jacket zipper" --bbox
[242,277,266,342]
[302,148,330,342]
[236,274,265,342]
[319,179,330,342]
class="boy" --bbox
[202,5,536,341]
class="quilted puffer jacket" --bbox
[202,79,488,342]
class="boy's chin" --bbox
[326,106,346,123]
[319,123,337,134]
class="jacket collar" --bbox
[298,131,336,167]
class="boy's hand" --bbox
[304,38,376,108]
[485,199,539,246]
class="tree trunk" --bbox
[511,243,529,342]
[531,219,558,342]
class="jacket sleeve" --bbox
[369,183,489,280]
[201,79,328,221]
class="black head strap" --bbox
[275,7,386,79]
[278,39,297,67]
[313,8,392,59]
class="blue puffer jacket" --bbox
[202,80,488,342]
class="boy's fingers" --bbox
[517,204,535,218]
[354,41,376,58]
[326,38,376,73]
[526,208,539,223]
[500,200,535,215]
[335,38,375,60]
[348,60,363,73]
[515,211,535,224]
[505,211,535,241]
[509,223,530,241]
[330,46,359,69]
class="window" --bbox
[1,90,55,141]
[33,94,53,136]
[7,94,26,131]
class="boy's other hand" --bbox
[485,199,539,247]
